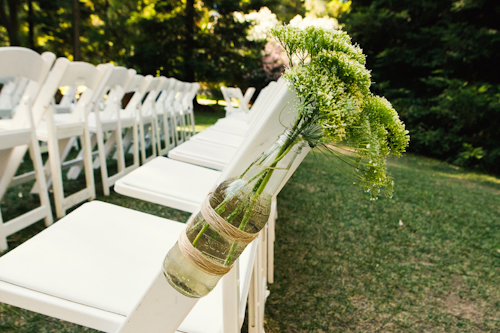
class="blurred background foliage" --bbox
[1,0,499,174]
[341,0,500,175]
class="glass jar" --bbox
[163,131,306,298]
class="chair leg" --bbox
[268,199,277,284]
[82,126,96,201]
[115,124,126,175]
[150,121,157,158]
[94,132,117,169]
[131,120,139,169]
[95,129,110,196]
[67,133,97,180]
[155,114,163,155]
[0,213,7,252]
[28,132,53,227]
[47,135,69,218]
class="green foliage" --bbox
[343,0,500,174]
[1,0,275,93]
[271,25,409,198]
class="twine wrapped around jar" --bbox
[178,192,259,276]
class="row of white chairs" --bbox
[0,46,199,252]
[0,71,308,332]
[0,47,310,332]
[111,79,311,331]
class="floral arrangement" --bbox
[163,24,410,298]
[271,24,409,197]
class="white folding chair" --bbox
[0,96,272,329]
[84,65,138,196]
[137,76,165,164]
[178,82,199,141]
[0,47,55,251]
[170,80,190,145]
[31,58,110,218]
[221,86,255,119]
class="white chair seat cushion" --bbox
[0,201,185,316]
[114,157,221,213]
[168,141,238,171]
[190,127,245,148]
[0,200,256,333]
[0,127,32,149]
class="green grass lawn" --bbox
[1,111,500,332]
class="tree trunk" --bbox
[73,0,81,60]
[28,0,35,49]
[184,0,195,82]
[0,0,21,46]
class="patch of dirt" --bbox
[442,292,483,323]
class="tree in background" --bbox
[342,0,500,174]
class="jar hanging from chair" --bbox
[163,131,307,298]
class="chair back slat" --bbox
[219,79,296,180]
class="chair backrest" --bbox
[219,79,297,180]
[243,87,255,104]
[155,78,174,115]
[172,81,189,114]
[244,81,276,125]
[182,82,200,112]
[161,78,180,116]
[93,65,136,121]
[0,47,56,198]
[221,86,255,114]
[221,87,246,112]
[0,47,56,126]
[121,74,146,116]
[32,57,106,122]
[141,76,166,118]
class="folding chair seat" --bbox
[0,47,55,251]
[0,200,262,332]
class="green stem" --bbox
[191,115,304,258]
[224,195,258,266]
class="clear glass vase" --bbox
[163,131,306,298]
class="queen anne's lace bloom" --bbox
[271,25,410,198]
